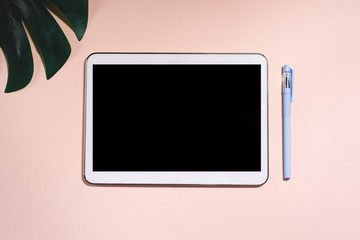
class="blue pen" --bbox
[282,65,293,180]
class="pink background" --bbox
[1,0,360,239]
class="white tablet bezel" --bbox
[84,53,268,186]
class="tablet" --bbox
[84,53,268,185]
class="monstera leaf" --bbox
[0,0,88,93]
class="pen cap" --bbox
[283,65,293,102]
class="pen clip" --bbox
[283,65,293,102]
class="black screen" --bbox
[93,64,261,171]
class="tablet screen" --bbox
[92,64,261,171]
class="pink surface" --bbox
[1,0,360,239]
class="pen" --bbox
[282,65,293,180]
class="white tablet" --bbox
[84,53,268,185]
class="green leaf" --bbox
[43,0,88,41]
[0,1,34,93]
[0,0,88,93]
